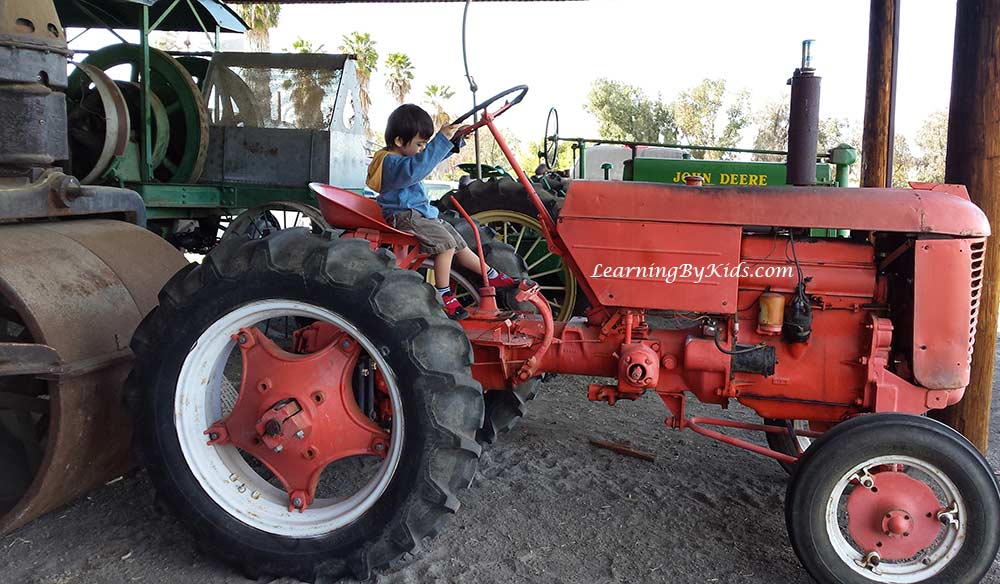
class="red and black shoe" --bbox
[442,292,469,320]
[487,271,518,289]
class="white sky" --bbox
[68,0,957,151]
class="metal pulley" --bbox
[67,44,209,183]
[65,63,130,184]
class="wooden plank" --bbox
[861,0,896,188]
[588,439,655,463]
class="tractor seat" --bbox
[308,183,419,245]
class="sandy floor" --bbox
[2,362,1000,583]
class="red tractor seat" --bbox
[308,183,419,246]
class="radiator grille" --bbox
[969,240,986,363]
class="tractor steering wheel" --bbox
[451,85,529,140]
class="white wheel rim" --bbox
[174,299,404,537]
[825,455,966,583]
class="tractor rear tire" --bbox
[437,175,563,222]
[124,229,483,582]
[437,211,542,445]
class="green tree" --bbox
[752,99,857,165]
[233,3,280,51]
[442,129,523,181]
[339,32,378,133]
[283,38,334,129]
[423,84,455,129]
[892,134,915,188]
[385,52,414,105]
[914,110,948,183]
[671,79,750,160]
[232,3,281,121]
[585,78,676,143]
[751,100,789,161]
[519,139,575,174]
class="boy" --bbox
[368,104,517,320]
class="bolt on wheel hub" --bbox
[846,470,945,561]
[204,326,389,512]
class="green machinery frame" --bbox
[57,0,359,225]
[549,134,857,188]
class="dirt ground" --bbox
[3,353,1000,584]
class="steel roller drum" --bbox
[0,219,188,533]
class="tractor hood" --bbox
[559,181,990,237]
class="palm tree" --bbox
[338,32,378,133]
[232,3,280,52]
[283,38,334,129]
[424,84,455,129]
[384,52,414,105]
[232,3,281,123]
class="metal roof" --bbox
[223,1,581,3]
[57,0,248,33]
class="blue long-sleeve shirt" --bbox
[368,132,455,219]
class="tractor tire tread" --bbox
[124,228,483,582]
[434,211,542,446]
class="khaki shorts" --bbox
[387,210,468,255]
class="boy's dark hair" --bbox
[385,104,434,148]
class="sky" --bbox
[68,0,958,153]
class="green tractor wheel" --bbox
[437,177,578,322]
[68,44,209,183]
[473,209,577,322]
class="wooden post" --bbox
[861,0,896,188]
[931,0,1000,452]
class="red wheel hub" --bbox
[846,470,944,561]
[204,327,389,512]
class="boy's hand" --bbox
[440,123,469,141]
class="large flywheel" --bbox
[68,44,209,183]
[177,56,261,127]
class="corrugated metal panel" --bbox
[224,1,582,3]
[56,0,248,33]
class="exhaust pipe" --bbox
[786,40,821,186]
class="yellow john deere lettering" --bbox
[672,172,713,184]
[718,173,768,186]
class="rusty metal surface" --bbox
[201,126,330,186]
[0,342,59,375]
[0,171,147,225]
[0,0,69,58]
[0,219,187,534]
[0,83,68,169]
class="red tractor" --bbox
[127,86,999,584]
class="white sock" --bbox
[436,286,451,298]
[486,267,499,279]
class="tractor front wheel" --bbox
[785,413,1000,584]
[125,230,483,581]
